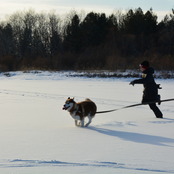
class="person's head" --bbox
[139,61,149,71]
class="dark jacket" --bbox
[132,67,159,103]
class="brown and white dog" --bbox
[63,97,97,127]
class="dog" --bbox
[63,97,97,127]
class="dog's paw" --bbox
[75,122,82,127]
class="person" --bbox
[130,61,163,118]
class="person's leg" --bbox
[149,103,163,118]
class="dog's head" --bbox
[63,97,75,111]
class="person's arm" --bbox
[130,74,151,85]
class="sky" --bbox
[0,0,174,22]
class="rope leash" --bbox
[96,98,174,114]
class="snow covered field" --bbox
[0,71,174,174]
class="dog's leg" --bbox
[79,119,84,127]
[85,115,92,127]
[75,120,79,127]
[72,115,81,127]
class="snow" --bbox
[0,71,174,174]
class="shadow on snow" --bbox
[88,126,174,147]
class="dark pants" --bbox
[149,103,163,118]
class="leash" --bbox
[96,98,174,114]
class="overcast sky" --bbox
[0,0,174,22]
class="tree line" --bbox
[0,8,174,71]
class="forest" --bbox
[0,8,174,71]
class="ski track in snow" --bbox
[0,89,65,100]
[0,88,174,113]
[0,88,133,108]
[0,159,173,173]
